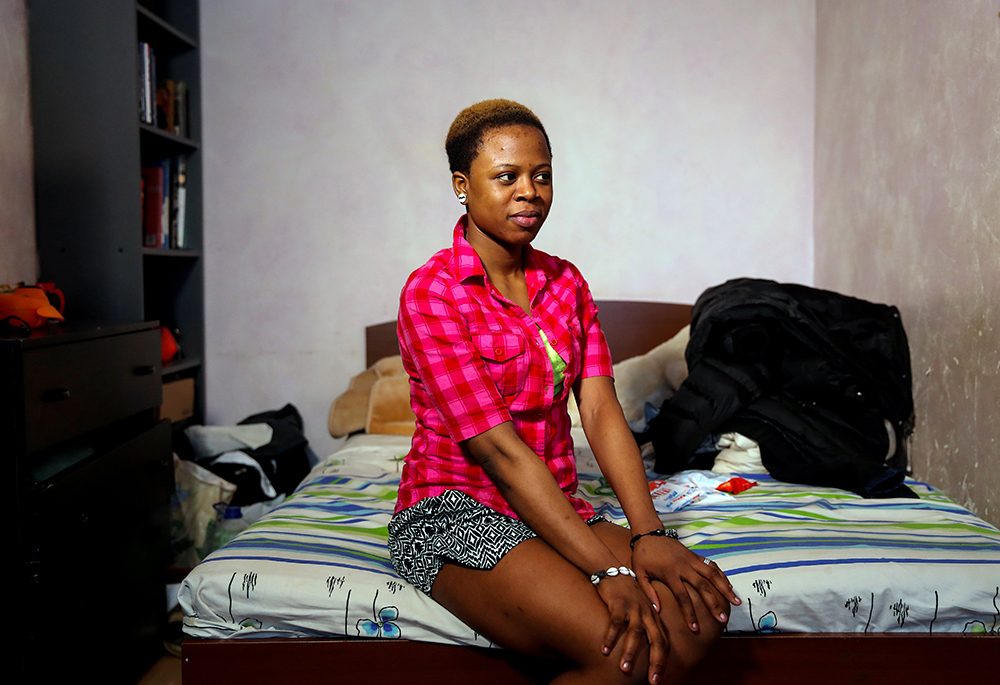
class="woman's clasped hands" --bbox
[595,534,742,684]
[632,533,741,632]
[595,567,669,682]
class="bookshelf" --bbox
[29,0,205,424]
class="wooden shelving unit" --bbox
[30,0,205,422]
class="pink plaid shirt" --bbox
[394,216,614,520]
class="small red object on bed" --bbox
[717,476,757,494]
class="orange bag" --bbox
[0,286,65,328]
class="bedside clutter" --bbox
[168,404,314,561]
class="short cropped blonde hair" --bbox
[445,99,552,174]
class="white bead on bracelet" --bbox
[590,565,637,586]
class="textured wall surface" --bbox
[201,0,815,455]
[815,0,1000,526]
[0,0,37,284]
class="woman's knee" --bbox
[648,582,726,676]
[666,605,726,679]
[573,627,718,685]
[671,622,722,675]
[572,634,651,685]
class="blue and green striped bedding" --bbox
[180,432,1000,642]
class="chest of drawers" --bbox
[2,322,173,683]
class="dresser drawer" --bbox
[28,419,173,681]
[35,420,173,572]
[22,329,162,453]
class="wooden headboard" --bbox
[365,300,693,367]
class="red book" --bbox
[141,166,165,247]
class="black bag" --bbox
[640,279,915,499]
[184,403,312,506]
[235,403,312,501]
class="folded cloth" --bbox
[712,432,767,474]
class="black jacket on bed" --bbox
[641,278,916,498]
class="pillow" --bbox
[328,368,378,438]
[566,325,690,430]
[328,355,415,438]
[613,325,690,430]
[366,374,416,436]
[373,355,406,378]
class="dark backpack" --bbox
[181,404,313,506]
[640,279,915,498]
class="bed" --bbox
[179,301,999,684]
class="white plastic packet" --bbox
[647,470,736,513]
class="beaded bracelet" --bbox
[590,565,637,587]
[629,527,679,551]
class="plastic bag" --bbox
[170,454,236,567]
[647,470,739,513]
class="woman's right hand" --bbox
[596,572,669,684]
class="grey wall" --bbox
[201,0,817,456]
[815,0,1000,526]
[0,0,36,285]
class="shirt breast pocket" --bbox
[473,331,528,397]
[566,317,584,382]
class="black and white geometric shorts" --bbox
[387,489,607,595]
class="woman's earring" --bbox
[457,193,467,204]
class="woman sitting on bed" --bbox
[387,99,740,685]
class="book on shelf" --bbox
[141,157,188,249]
[138,43,146,123]
[140,172,147,240]
[156,79,175,133]
[152,77,189,138]
[138,42,156,125]
[174,81,189,138]
[159,157,171,249]
[174,157,188,248]
[141,165,165,247]
[168,158,178,247]
[138,41,189,138]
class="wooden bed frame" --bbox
[182,301,995,683]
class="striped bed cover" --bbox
[179,432,1000,643]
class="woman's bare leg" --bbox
[591,521,725,679]
[430,523,723,684]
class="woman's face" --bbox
[454,125,553,249]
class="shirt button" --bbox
[495,347,504,358]
[536,412,544,421]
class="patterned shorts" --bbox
[388,490,608,595]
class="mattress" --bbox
[180,431,1000,642]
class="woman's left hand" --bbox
[631,534,740,632]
